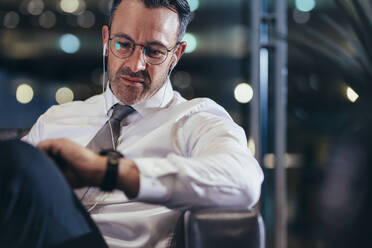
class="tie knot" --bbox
[111,104,135,121]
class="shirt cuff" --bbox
[132,157,178,203]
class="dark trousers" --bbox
[0,140,108,248]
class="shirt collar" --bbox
[103,78,174,117]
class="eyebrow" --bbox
[113,33,167,47]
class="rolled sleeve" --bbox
[131,112,263,209]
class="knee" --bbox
[0,140,50,178]
[0,140,67,204]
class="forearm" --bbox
[133,152,263,209]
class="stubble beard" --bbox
[108,64,170,105]
[108,66,150,105]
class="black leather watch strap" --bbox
[99,149,124,191]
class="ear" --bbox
[173,41,187,65]
[102,25,110,56]
[169,41,187,73]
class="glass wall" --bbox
[285,0,369,247]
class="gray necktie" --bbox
[87,104,135,152]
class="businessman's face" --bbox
[102,0,186,105]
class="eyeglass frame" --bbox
[107,32,181,65]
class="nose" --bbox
[125,46,147,73]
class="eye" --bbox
[119,41,132,49]
[115,42,132,50]
[146,47,165,57]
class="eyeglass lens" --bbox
[111,36,168,64]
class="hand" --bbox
[37,138,107,188]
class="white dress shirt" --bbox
[23,79,263,248]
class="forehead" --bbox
[111,0,180,46]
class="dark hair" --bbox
[109,0,192,41]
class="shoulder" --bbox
[42,94,104,120]
[172,97,248,152]
[23,94,104,145]
[170,96,244,136]
[173,96,233,122]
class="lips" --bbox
[120,75,145,87]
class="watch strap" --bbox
[99,149,123,191]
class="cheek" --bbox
[147,67,156,80]
[107,57,121,75]
[148,64,169,83]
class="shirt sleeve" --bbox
[133,112,264,209]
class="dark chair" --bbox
[0,128,265,248]
[0,128,30,141]
[183,207,265,248]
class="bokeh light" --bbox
[173,71,192,89]
[60,0,79,14]
[77,11,96,28]
[234,83,253,104]
[27,0,44,16]
[39,11,57,29]
[16,84,34,104]
[295,0,316,12]
[183,33,198,54]
[3,11,20,29]
[59,34,81,54]
[346,86,359,103]
[56,87,74,104]
[188,0,200,12]
[248,138,256,156]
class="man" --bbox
[1,0,263,247]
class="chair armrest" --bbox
[0,128,30,140]
[184,208,265,248]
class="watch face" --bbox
[107,151,123,164]
[108,156,117,165]
[100,149,124,158]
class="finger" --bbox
[37,139,58,155]
[37,138,70,155]
[37,138,60,150]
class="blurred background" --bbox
[1,0,370,247]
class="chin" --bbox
[119,94,141,105]
[119,92,144,105]
[112,84,141,104]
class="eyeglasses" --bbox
[108,36,180,65]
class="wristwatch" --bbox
[99,149,124,191]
